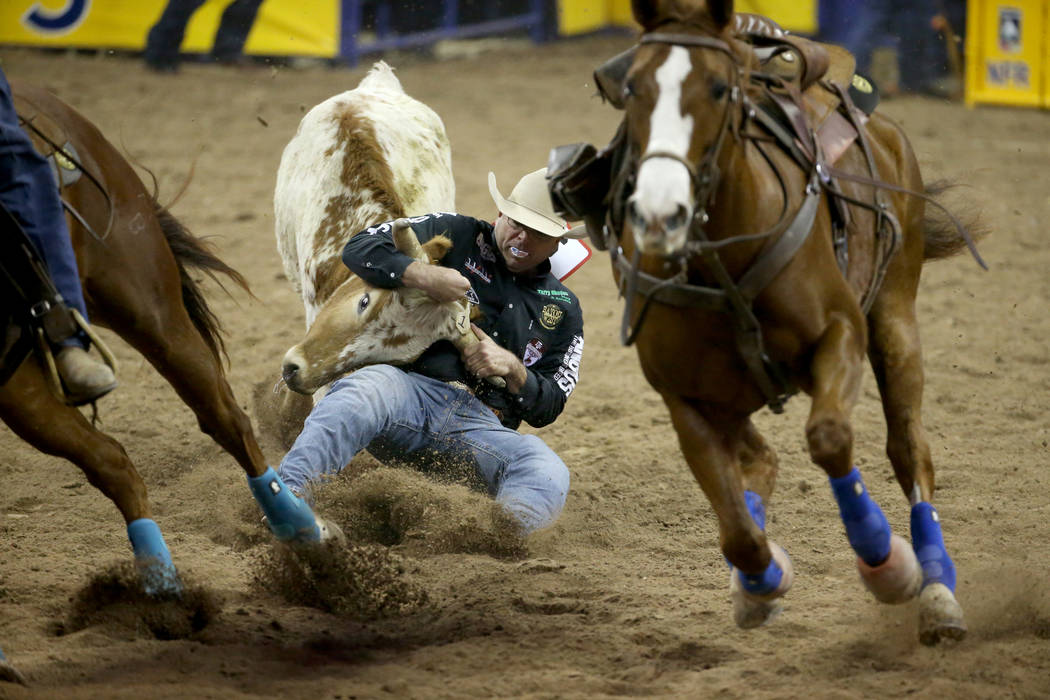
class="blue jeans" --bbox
[278,365,571,533]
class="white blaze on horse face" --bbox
[631,46,695,256]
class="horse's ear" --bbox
[421,235,452,264]
[631,0,663,30]
[707,0,734,29]
[392,218,424,259]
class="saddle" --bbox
[14,93,84,188]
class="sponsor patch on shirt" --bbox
[554,335,584,396]
[464,257,492,283]
[539,303,564,330]
[523,338,545,367]
[476,232,496,262]
[465,287,480,305]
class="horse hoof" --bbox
[730,541,794,629]
[857,533,921,604]
[316,515,346,545]
[918,582,967,646]
[136,558,182,597]
[0,659,27,685]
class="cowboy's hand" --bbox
[402,262,471,302]
[463,324,526,392]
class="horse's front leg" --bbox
[868,291,966,644]
[663,395,793,628]
[807,315,921,604]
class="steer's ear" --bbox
[421,234,453,264]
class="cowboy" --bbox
[275,167,586,533]
[0,67,116,404]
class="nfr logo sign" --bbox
[22,0,90,35]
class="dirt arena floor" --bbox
[1,33,1049,699]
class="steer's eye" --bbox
[357,293,370,314]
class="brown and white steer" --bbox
[271,62,479,444]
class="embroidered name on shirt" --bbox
[535,288,573,305]
[464,258,492,283]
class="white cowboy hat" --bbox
[488,168,585,239]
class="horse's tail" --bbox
[922,180,989,262]
[152,199,253,363]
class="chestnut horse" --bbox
[585,0,982,645]
[1,83,332,602]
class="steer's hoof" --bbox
[730,541,794,629]
[918,582,967,646]
[857,533,922,604]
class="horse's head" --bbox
[623,0,746,257]
[280,221,466,394]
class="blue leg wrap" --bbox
[126,518,180,595]
[911,502,957,591]
[248,467,321,542]
[829,468,891,567]
[744,490,767,531]
[0,646,7,661]
[735,491,784,596]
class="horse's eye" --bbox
[357,293,370,314]
[711,79,728,100]
[622,81,635,100]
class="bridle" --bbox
[633,32,742,235]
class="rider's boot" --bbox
[55,343,117,404]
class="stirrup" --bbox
[35,308,118,406]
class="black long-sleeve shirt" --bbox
[342,213,584,430]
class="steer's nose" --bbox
[281,361,300,385]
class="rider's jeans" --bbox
[0,70,89,348]
[278,365,570,533]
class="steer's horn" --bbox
[392,218,425,259]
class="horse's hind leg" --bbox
[112,303,336,544]
[0,360,178,594]
[663,397,793,628]
[806,314,921,605]
[98,287,268,478]
[868,290,966,644]
[0,645,26,685]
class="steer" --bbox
[270,61,469,445]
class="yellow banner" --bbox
[0,0,337,57]
[965,0,1048,107]
[558,0,816,36]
